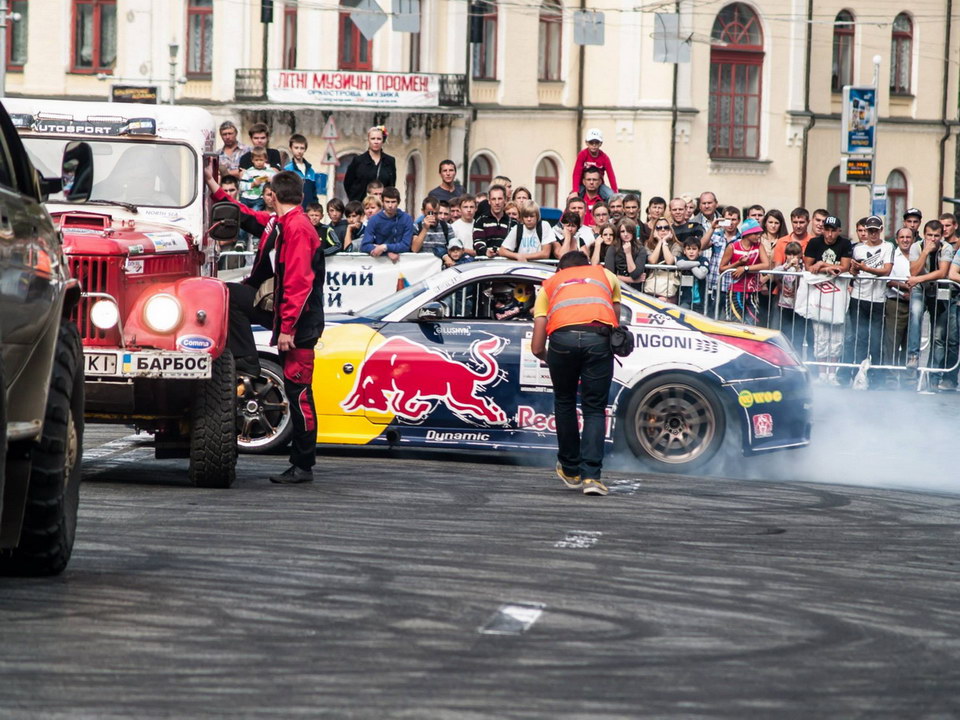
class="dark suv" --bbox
[0,100,92,575]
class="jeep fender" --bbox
[123,277,229,356]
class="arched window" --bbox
[335,153,358,202]
[283,5,298,70]
[886,169,908,233]
[827,166,850,232]
[534,157,559,208]
[471,1,497,80]
[831,10,854,93]
[708,3,763,159]
[468,154,493,195]
[538,0,562,81]
[405,154,421,213]
[339,0,373,71]
[890,13,912,94]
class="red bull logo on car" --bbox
[340,335,508,425]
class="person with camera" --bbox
[531,247,622,497]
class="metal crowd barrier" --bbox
[709,268,960,390]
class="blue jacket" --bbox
[284,158,319,209]
[361,209,414,254]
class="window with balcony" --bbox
[72,0,116,73]
[890,12,912,94]
[471,1,497,80]
[538,0,562,81]
[6,1,27,70]
[468,154,493,195]
[339,0,373,71]
[283,5,297,70]
[187,0,213,77]
[708,4,763,160]
[886,169,908,233]
[827,166,850,232]
[831,10,854,93]
[535,157,559,208]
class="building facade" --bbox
[5,0,959,228]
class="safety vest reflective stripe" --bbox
[542,265,618,334]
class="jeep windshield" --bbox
[22,137,198,209]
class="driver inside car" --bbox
[487,282,535,321]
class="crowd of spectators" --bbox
[217,121,960,392]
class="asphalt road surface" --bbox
[1,388,959,719]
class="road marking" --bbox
[554,530,602,549]
[478,603,545,635]
[82,434,143,462]
[608,479,642,495]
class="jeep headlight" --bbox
[90,299,120,330]
[143,293,182,333]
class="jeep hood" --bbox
[55,211,194,256]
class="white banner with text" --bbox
[267,70,440,108]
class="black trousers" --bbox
[547,328,614,480]
[227,283,273,374]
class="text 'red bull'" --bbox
[517,405,614,438]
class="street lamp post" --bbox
[168,41,179,105]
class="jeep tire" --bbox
[0,321,84,576]
[189,349,238,488]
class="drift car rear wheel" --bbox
[190,349,238,488]
[237,358,292,454]
[0,322,84,576]
[624,372,726,474]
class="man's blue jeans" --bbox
[906,291,935,359]
[547,328,614,480]
[931,302,959,374]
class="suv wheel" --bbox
[189,349,238,488]
[0,321,84,576]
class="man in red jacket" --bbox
[267,171,326,483]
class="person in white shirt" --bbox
[839,215,893,386]
[498,201,556,261]
[452,193,478,255]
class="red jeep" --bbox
[8,99,240,488]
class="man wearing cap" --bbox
[839,215,893,386]
[904,208,922,239]
[802,215,853,384]
[572,129,618,201]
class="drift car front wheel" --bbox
[236,358,292,454]
[190,349,238,488]
[623,372,727,474]
[0,322,84,576]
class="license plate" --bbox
[120,352,212,379]
[84,351,118,376]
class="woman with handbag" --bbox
[643,221,680,303]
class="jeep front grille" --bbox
[69,255,123,344]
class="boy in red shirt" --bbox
[571,128,618,201]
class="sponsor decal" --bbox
[124,259,144,274]
[634,333,719,352]
[738,389,783,408]
[436,326,470,336]
[341,335,508,425]
[425,430,491,442]
[634,312,666,325]
[177,335,214,352]
[752,412,774,438]
[517,405,613,438]
[145,232,189,253]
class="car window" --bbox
[0,113,19,192]
[358,279,430,320]
[438,278,539,322]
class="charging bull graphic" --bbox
[340,335,509,425]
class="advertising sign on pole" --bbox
[871,184,888,217]
[841,157,873,185]
[841,86,877,154]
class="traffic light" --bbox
[261,0,274,23]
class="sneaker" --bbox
[938,378,957,392]
[906,354,919,369]
[269,465,315,484]
[556,462,582,489]
[582,478,609,496]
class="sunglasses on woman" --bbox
[655,224,670,231]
